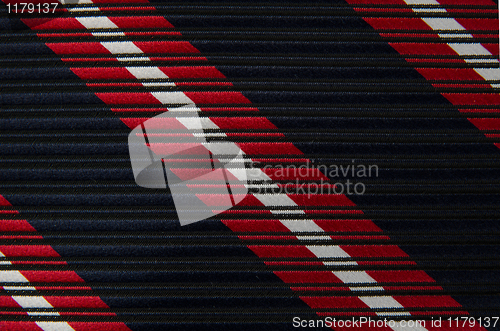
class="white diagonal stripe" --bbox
[447,42,493,57]
[404,0,500,89]
[0,270,29,282]
[306,245,351,259]
[280,219,323,232]
[36,322,76,331]
[101,41,144,54]
[126,66,171,79]
[254,193,301,207]
[421,17,466,31]
[12,296,53,308]
[76,17,119,29]
[150,92,194,104]
[359,296,409,317]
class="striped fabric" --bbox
[0,0,499,330]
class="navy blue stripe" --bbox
[0,67,80,80]
[55,245,260,258]
[103,296,310,309]
[0,42,56,55]
[0,92,104,105]
[220,66,428,80]
[75,271,284,283]
[268,117,484,130]
[165,15,372,30]
[0,118,128,130]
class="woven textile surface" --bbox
[0,0,499,330]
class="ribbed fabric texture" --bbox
[0,1,499,330]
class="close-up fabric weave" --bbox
[0,0,499,330]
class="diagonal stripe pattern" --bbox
[0,0,497,330]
